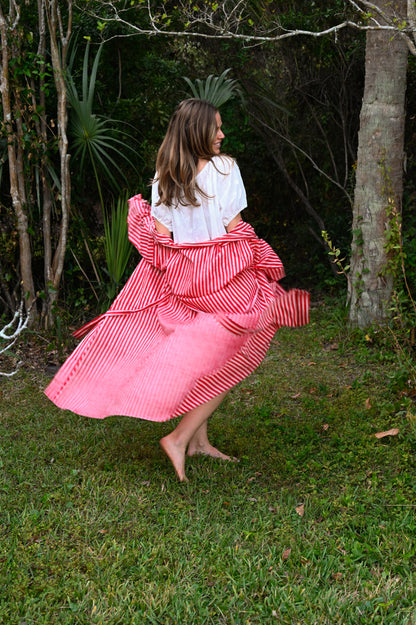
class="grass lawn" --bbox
[1,300,416,624]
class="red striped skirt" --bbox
[45,195,309,421]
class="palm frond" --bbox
[66,42,139,197]
[102,192,133,301]
[183,69,243,108]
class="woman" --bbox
[45,99,309,482]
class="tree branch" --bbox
[75,0,415,43]
[350,0,416,54]
[0,300,33,377]
[251,116,353,205]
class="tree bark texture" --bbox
[0,1,72,327]
[0,4,36,317]
[348,0,408,327]
[44,0,72,328]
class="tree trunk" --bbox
[44,0,72,328]
[348,0,408,327]
[0,4,36,319]
[37,0,54,324]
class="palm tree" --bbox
[66,42,137,304]
[183,68,243,107]
[66,41,138,207]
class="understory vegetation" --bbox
[1,302,415,624]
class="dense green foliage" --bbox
[0,2,362,320]
[1,1,415,327]
[1,302,416,623]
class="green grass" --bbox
[1,301,416,624]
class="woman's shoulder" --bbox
[211,154,237,175]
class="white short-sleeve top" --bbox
[151,155,247,243]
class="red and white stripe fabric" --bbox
[45,195,309,421]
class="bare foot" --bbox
[187,442,239,462]
[160,436,189,482]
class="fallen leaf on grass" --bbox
[374,428,399,439]
[295,504,305,517]
[365,398,372,409]
[332,572,343,581]
[323,342,339,351]
[322,423,329,431]
[308,361,317,366]
[247,472,262,482]
[282,548,291,560]
[291,392,301,399]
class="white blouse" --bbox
[151,155,247,243]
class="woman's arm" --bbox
[226,213,242,233]
[154,218,172,238]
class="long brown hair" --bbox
[154,99,219,208]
